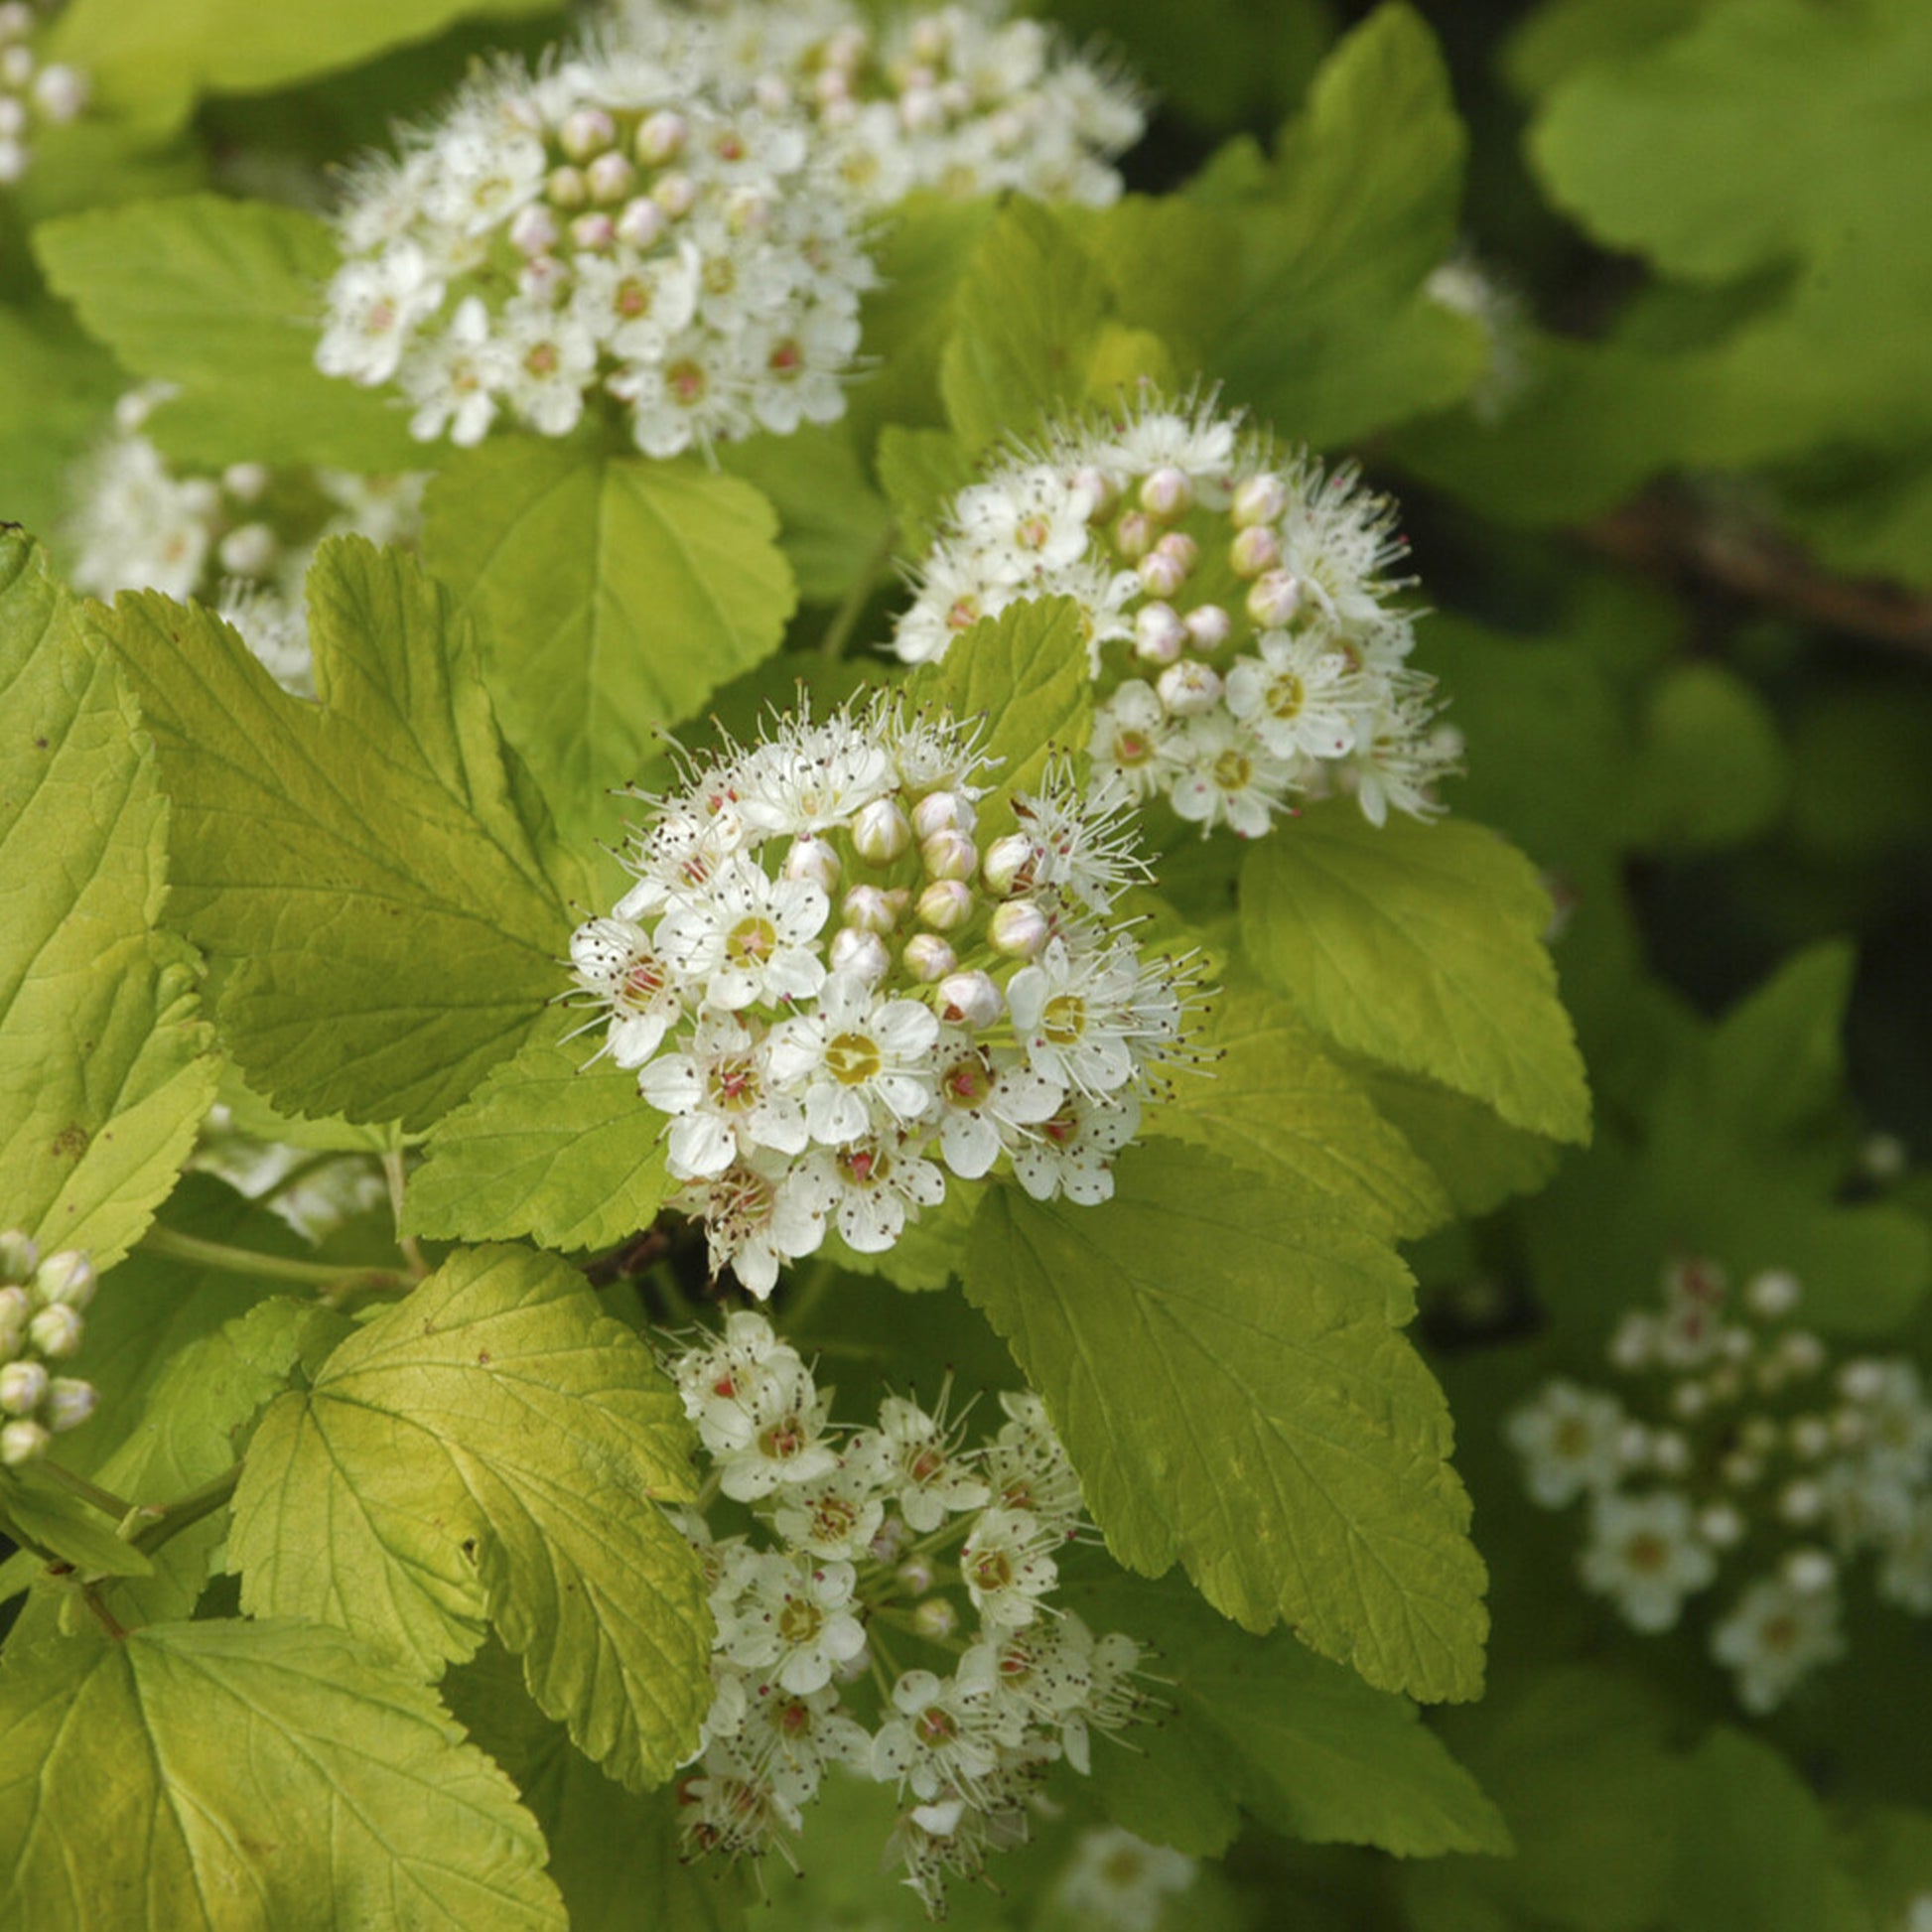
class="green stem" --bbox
[129,1464,243,1556]
[819,518,900,662]
[381,1149,431,1280]
[35,1458,135,1521]
[80,1585,128,1643]
[139,1225,414,1293]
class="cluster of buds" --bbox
[0,1232,97,1467]
[614,0,1144,209]
[1507,1258,1932,1713]
[317,37,874,454]
[0,3,87,188]
[663,1311,1158,1915]
[67,386,426,695]
[566,695,1201,1293]
[892,394,1458,839]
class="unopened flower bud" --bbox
[1840,1359,1886,1404]
[615,197,665,249]
[217,521,278,578]
[569,211,617,252]
[1232,473,1288,528]
[1157,660,1222,717]
[0,1360,48,1417]
[896,1556,935,1595]
[1137,548,1188,599]
[1698,1503,1744,1549]
[829,926,890,983]
[1746,1270,1801,1319]
[1113,510,1156,562]
[559,106,616,163]
[1133,602,1186,666]
[1670,1379,1708,1421]
[1780,1330,1826,1376]
[782,835,841,895]
[652,171,697,218]
[911,791,975,840]
[1788,1415,1832,1460]
[32,1251,93,1311]
[1228,524,1281,579]
[916,879,974,931]
[852,797,912,865]
[1782,1547,1836,1594]
[937,970,1002,1029]
[912,1597,959,1641]
[35,68,85,125]
[870,1514,910,1564]
[587,150,635,204]
[842,885,898,934]
[0,1230,38,1286]
[920,829,977,883]
[27,1304,83,1359]
[1247,569,1304,626]
[0,1286,27,1355]
[1183,603,1232,653]
[988,898,1049,959]
[1139,466,1192,519]
[1721,1449,1762,1488]
[1779,1478,1823,1525]
[44,1378,94,1433]
[635,109,689,166]
[221,462,270,503]
[545,164,588,208]
[0,1419,47,1466]
[1650,1429,1692,1476]
[981,833,1035,897]
[902,934,956,982]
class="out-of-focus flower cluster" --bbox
[188,1106,393,1245]
[317,36,874,454]
[892,395,1458,839]
[66,386,426,695]
[664,1311,1158,1915]
[612,0,1144,210]
[0,1232,97,1468]
[567,696,1201,1294]
[1507,1257,1932,1713]
[0,3,87,188]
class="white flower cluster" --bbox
[0,1232,97,1467]
[664,1311,1156,1915]
[612,0,1144,210]
[316,38,874,455]
[1056,1825,1198,1932]
[567,696,1198,1293]
[1507,1257,1932,1713]
[892,395,1458,838]
[67,387,427,695]
[0,3,87,188]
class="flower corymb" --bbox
[566,697,1201,1292]
[893,392,1460,838]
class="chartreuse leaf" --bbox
[1150,976,1452,1241]
[0,533,216,1269]
[1069,1571,1510,1860]
[98,537,584,1132]
[0,1469,153,1579]
[228,1245,711,1790]
[33,197,420,471]
[1353,1064,1563,1220]
[905,595,1092,840]
[716,423,893,604]
[422,439,796,843]
[1240,804,1591,1145]
[965,1144,1488,1703]
[403,1010,673,1253]
[0,1620,565,1931]
[0,301,122,542]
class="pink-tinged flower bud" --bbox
[560,107,616,163]
[1184,603,1232,652]
[0,1232,39,1287]
[27,1305,82,1359]
[842,885,899,934]
[217,521,278,578]
[0,1361,48,1418]
[1070,465,1118,521]
[1137,548,1187,599]
[902,934,956,982]
[44,1378,95,1433]
[916,879,974,931]
[569,211,617,252]
[509,202,559,255]
[1778,1479,1823,1526]
[635,109,689,167]
[652,171,697,218]
[1112,510,1156,562]
[615,197,665,249]
[0,1419,47,1466]
[938,970,1003,1029]
[1157,661,1223,717]
[896,1555,936,1595]
[911,790,975,840]
[545,164,588,209]
[1232,472,1288,528]
[587,150,635,205]
[1133,603,1186,666]
[913,1596,959,1641]
[33,1250,94,1311]
[829,926,891,983]
[920,829,977,883]
[1247,569,1304,627]
[782,835,841,895]
[221,462,270,503]
[1139,465,1193,519]
[1229,523,1282,579]
[988,898,1050,959]
[981,833,1035,897]
[852,797,912,865]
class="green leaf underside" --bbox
[403,1010,673,1253]
[33,197,421,470]
[1241,806,1591,1144]
[228,1245,711,1789]
[965,1145,1488,1703]
[1071,1572,1511,1860]
[97,538,582,1131]
[0,533,216,1268]
[0,1620,564,1931]
[1151,976,1453,1241]
[422,440,796,845]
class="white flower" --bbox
[1007,938,1152,1099]
[930,1037,1061,1179]
[401,295,506,446]
[569,915,684,1067]
[1167,712,1297,837]
[1057,1827,1197,1932]
[867,1394,990,1532]
[671,1309,812,1454]
[1507,1380,1629,1508]
[1579,1490,1718,1632]
[676,1152,834,1296]
[768,973,940,1144]
[770,1455,889,1561]
[718,1551,868,1696]
[640,1012,807,1178]
[872,1668,1006,1804]
[656,853,828,1011]
[959,1506,1059,1628]
[1010,1091,1140,1205]
[1710,1577,1845,1714]
[1224,630,1366,761]
[807,1133,947,1253]
[979,1390,1083,1530]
